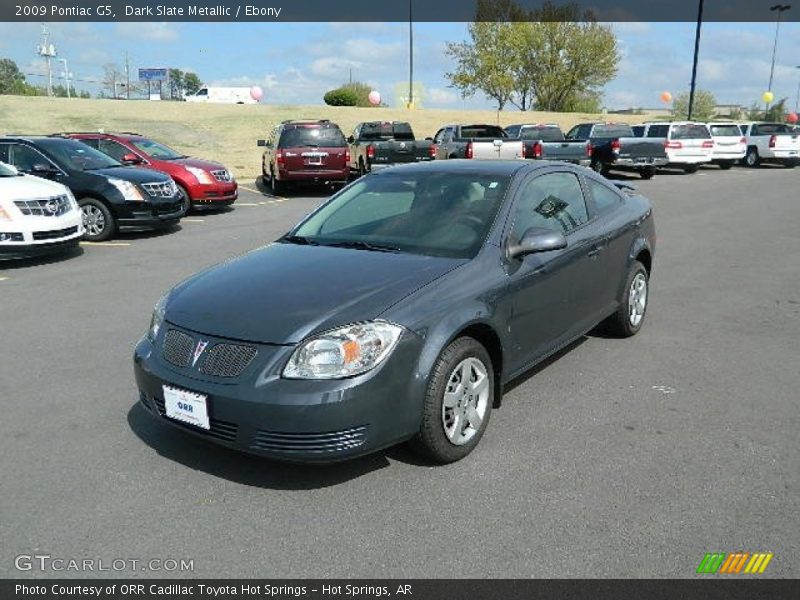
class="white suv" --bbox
[705,123,747,169]
[0,161,84,260]
[633,122,713,173]
[738,122,799,168]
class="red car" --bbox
[257,120,349,195]
[66,132,237,212]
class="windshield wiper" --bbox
[323,240,401,253]
[279,234,319,246]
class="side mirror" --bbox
[31,163,56,175]
[347,135,355,144]
[425,137,433,141]
[257,139,267,147]
[508,227,567,259]
[121,153,142,165]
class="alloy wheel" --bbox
[441,357,490,446]
[628,272,648,327]
[82,205,106,237]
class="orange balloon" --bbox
[660,91,672,103]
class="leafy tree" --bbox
[341,81,373,107]
[0,58,37,95]
[323,87,359,106]
[183,72,202,96]
[765,98,787,122]
[445,0,619,111]
[672,90,717,121]
[168,68,185,99]
[102,63,125,98]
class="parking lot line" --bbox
[80,242,131,247]
[238,185,261,194]
[235,202,259,206]
[0,276,9,282]
[183,218,205,222]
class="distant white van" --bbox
[185,87,257,105]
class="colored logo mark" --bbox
[697,552,773,574]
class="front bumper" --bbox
[0,236,80,260]
[188,183,238,205]
[116,198,184,229]
[132,325,425,462]
[613,157,668,168]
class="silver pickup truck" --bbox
[432,124,524,160]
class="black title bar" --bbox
[3,0,800,22]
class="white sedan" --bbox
[0,161,84,260]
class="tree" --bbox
[102,63,124,98]
[765,98,787,122]
[0,58,37,95]
[672,90,717,121]
[168,68,185,99]
[323,87,359,106]
[445,0,619,111]
[183,72,202,96]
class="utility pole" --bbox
[37,24,57,97]
[408,0,414,108]
[687,0,704,121]
[58,58,70,98]
[766,4,791,112]
[125,51,131,99]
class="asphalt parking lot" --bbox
[1,166,798,579]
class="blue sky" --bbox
[1,20,799,111]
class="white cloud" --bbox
[426,87,459,106]
[116,23,178,43]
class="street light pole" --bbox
[58,58,70,98]
[408,0,414,109]
[795,66,800,113]
[688,0,705,121]
[766,4,792,112]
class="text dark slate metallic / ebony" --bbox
[133,160,656,464]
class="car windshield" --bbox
[280,126,347,148]
[360,122,415,141]
[710,124,741,137]
[0,162,19,177]
[671,124,711,140]
[37,139,121,171]
[288,172,510,259]
[130,138,185,160]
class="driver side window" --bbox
[512,172,588,238]
[98,140,131,162]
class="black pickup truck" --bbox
[347,121,434,176]
[565,122,668,179]
[505,124,591,166]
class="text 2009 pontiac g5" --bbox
[134,160,655,463]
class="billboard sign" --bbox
[139,68,169,82]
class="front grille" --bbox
[156,201,182,215]
[162,329,194,367]
[141,180,178,198]
[252,426,368,454]
[32,225,78,241]
[15,195,71,217]
[152,395,238,442]
[199,343,258,378]
[211,169,232,183]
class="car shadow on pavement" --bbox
[0,245,84,270]
[252,177,338,199]
[503,335,589,395]
[126,403,393,489]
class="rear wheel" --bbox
[591,158,609,176]
[719,161,734,170]
[784,160,797,169]
[358,159,367,178]
[270,168,285,196]
[605,261,649,338]
[744,147,760,168]
[639,167,655,180]
[411,337,494,463]
[79,198,115,242]
[683,164,699,174]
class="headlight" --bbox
[186,166,214,185]
[147,293,169,342]
[283,321,404,379]
[107,177,145,201]
[64,189,79,210]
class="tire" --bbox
[683,164,699,174]
[177,184,192,216]
[605,260,649,338]
[411,337,494,464]
[270,168,285,196]
[591,158,609,176]
[640,167,655,180]
[79,198,115,242]
[719,161,734,170]
[358,159,367,178]
[784,160,797,169]
[744,147,760,168]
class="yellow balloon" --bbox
[762,91,774,104]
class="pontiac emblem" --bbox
[192,340,209,367]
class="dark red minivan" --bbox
[258,120,350,195]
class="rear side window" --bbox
[566,124,592,140]
[647,125,669,138]
[520,127,564,142]
[631,126,645,137]
[504,125,521,138]
[98,140,131,162]
[359,122,415,141]
[593,125,634,138]
[753,123,789,135]
[709,125,741,137]
[671,124,711,140]
[279,126,347,148]
[586,178,622,215]
[513,172,588,237]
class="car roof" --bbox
[0,135,82,144]
[369,159,565,178]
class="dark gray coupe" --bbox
[134,160,655,463]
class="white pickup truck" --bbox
[432,124,523,161]
[738,122,799,168]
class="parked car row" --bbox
[0,133,238,260]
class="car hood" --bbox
[92,166,172,183]
[166,242,465,344]
[171,157,227,172]
[0,173,69,200]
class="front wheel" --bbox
[270,169,285,196]
[178,184,192,215]
[744,147,760,168]
[639,167,655,180]
[411,337,494,463]
[79,198,115,242]
[683,164,699,174]
[719,161,734,170]
[605,261,649,338]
